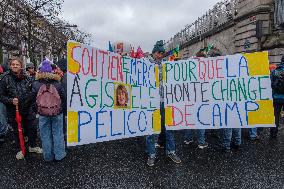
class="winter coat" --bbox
[0,70,34,119]
[0,101,7,136]
[32,72,66,115]
[27,73,36,83]
[61,72,67,114]
[0,71,7,136]
[271,64,284,103]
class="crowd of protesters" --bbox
[146,41,284,166]
[0,42,283,166]
[0,57,67,161]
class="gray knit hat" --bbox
[26,63,34,69]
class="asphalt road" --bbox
[0,128,283,189]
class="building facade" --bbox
[166,0,284,64]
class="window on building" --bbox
[275,0,284,28]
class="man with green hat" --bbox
[145,40,181,166]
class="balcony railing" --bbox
[166,0,237,50]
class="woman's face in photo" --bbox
[117,90,127,106]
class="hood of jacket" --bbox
[35,72,61,82]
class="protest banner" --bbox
[67,41,160,146]
[163,52,275,130]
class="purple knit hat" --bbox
[40,60,52,73]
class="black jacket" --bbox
[0,70,34,118]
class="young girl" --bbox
[116,84,128,107]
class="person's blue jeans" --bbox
[39,114,66,161]
[222,128,241,150]
[145,130,176,157]
[184,129,205,144]
[248,128,257,139]
[0,102,7,136]
[146,102,176,157]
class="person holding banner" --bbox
[270,55,284,138]
[184,129,208,149]
[248,128,260,142]
[183,53,208,149]
[221,128,242,152]
[0,57,42,160]
[145,40,181,166]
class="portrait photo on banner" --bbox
[114,83,132,109]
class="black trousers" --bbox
[272,102,284,137]
[8,114,37,150]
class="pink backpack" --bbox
[36,84,61,116]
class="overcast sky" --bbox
[61,0,220,52]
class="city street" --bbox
[1,0,284,189]
[1,129,283,189]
